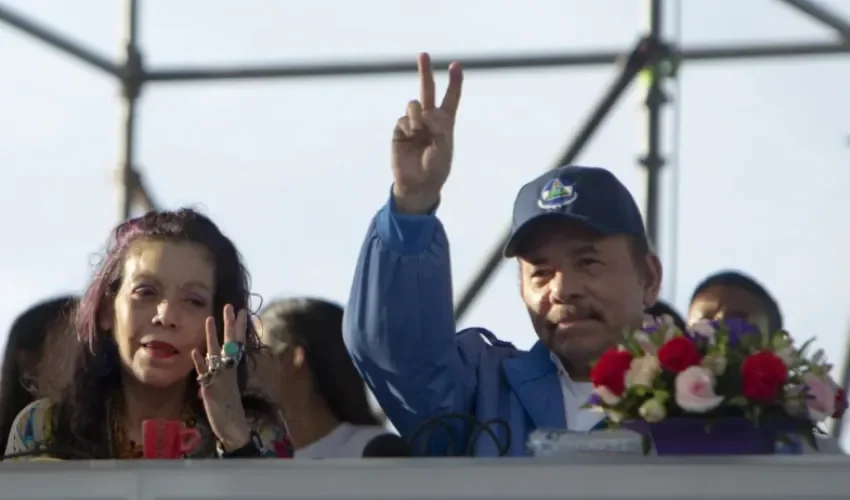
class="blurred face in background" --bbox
[688,284,770,330]
[99,240,214,388]
[250,318,310,407]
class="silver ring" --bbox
[206,354,223,372]
[197,371,214,387]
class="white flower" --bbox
[594,385,621,405]
[803,372,839,422]
[632,331,655,354]
[638,399,667,423]
[688,319,717,344]
[783,384,809,418]
[776,346,797,366]
[625,355,661,389]
[634,325,677,355]
[700,353,727,376]
[674,366,725,413]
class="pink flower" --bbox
[803,372,839,422]
[674,366,725,413]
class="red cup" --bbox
[142,419,201,459]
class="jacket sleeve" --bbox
[343,196,478,454]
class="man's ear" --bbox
[641,253,663,307]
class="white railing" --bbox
[2,456,850,499]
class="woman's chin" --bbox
[133,367,190,388]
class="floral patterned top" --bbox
[4,398,292,460]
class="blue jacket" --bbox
[343,198,566,457]
[343,198,819,457]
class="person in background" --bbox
[343,53,663,456]
[644,300,686,331]
[0,295,77,455]
[688,270,782,333]
[254,298,386,458]
[5,209,280,459]
[690,270,843,454]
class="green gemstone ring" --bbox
[222,341,241,357]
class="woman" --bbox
[4,208,282,459]
[254,298,386,458]
[0,296,77,454]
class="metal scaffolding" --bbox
[2,0,850,434]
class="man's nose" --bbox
[153,300,180,328]
[548,270,583,304]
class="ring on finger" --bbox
[197,371,214,387]
[221,341,244,359]
[206,354,223,372]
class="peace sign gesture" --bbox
[191,304,252,452]
[391,52,464,214]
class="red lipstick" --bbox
[142,341,178,359]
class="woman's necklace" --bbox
[108,395,197,459]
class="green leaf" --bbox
[633,386,650,397]
[802,428,818,451]
[641,435,653,455]
[751,406,762,427]
[726,395,748,407]
[797,337,816,358]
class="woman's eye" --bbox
[186,297,207,307]
[132,286,155,297]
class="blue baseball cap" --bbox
[504,165,647,257]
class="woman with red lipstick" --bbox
[3,209,284,459]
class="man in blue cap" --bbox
[343,52,663,456]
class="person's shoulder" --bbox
[455,327,524,358]
[346,425,394,456]
[5,398,55,459]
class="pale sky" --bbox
[1,0,849,443]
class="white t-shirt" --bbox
[551,353,604,431]
[294,423,388,459]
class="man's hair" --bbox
[645,300,686,331]
[628,236,653,276]
[690,270,783,333]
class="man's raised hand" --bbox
[391,52,463,214]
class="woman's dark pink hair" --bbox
[34,208,270,458]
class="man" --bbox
[343,53,662,457]
[688,270,782,334]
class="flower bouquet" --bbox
[585,316,848,455]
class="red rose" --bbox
[740,351,787,402]
[590,347,633,396]
[657,337,702,373]
[833,389,847,419]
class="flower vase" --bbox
[621,417,798,455]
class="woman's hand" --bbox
[192,304,252,451]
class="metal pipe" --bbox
[141,41,850,84]
[116,0,143,221]
[0,3,120,77]
[638,0,667,249]
[453,39,659,321]
[776,0,850,40]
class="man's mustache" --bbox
[547,306,602,323]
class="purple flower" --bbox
[715,317,760,346]
[586,393,602,406]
